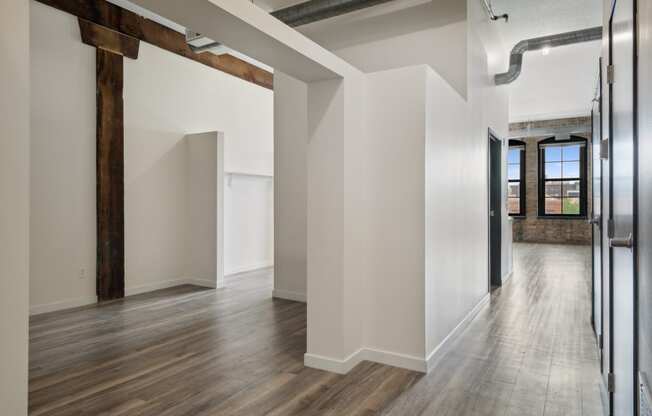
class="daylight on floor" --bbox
[2,0,651,415]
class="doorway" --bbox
[489,131,503,288]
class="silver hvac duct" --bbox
[495,26,603,85]
[271,0,398,27]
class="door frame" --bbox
[633,0,640,411]
[593,56,606,371]
[487,129,503,291]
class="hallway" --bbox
[383,243,606,415]
[28,244,605,415]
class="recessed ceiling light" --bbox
[542,47,551,56]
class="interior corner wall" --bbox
[224,175,274,276]
[306,78,347,360]
[185,132,223,288]
[305,72,369,367]
[0,0,30,413]
[425,66,491,357]
[29,2,274,313]
[298,0,468,98]
[274,71,308,302]
[363,66,428,360]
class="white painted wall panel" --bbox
[0,0,30,413]
[364,67,427,358]
[274,72,308,302]
[29,3,274,312]
[30,3,97,311]
[186,132,223,289]
[224,174,274,275]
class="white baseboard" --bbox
[30,295,97,316]
[426,293,490,372]
[305,348,427,374]
[272,289,306,303]
[125,278,191,297]
[185,277,219,289]
[30,277,217,316]
[304,350,362,374]
[305,294,491,376]
[225,263,274,276]
[361,348,427,372]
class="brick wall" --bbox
[510,117,592,245]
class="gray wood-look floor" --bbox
[29,243,606,415]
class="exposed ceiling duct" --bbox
[495,26,603,85]
[271,0,398,27]
[187,0,399,53]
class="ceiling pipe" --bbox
[495,26,603,85]
[271,0,398,27]
[482,0,508,22]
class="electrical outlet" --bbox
[79,268,86,279]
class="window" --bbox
[538,136,587,217]
[508,140,526,216]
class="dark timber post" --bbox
[79,19,140,302]
[96,49,125,301]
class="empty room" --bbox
[1,0,651,415]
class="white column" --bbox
[0,0,30,413]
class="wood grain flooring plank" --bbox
[29,244,606,416]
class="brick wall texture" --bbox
[509,117,592,245]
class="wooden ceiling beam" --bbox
[36,0,274,90]
[79,19,140,59]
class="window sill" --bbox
[509,215,527,220]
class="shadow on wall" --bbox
[126,131,188,289]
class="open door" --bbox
[607,0,637,413]
[489,132,502,288]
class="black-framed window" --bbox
[508,140,526,216]
[537,136,587,217]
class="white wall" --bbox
[30,2,97,311]
[509,40,601,122]
[274,72,308,302]
[124,39,274,291]
[0,0,30,413]
[224,173,274,275]
[29,3,274,312]
[424,66,489,359]
[298,0,469,97]
[364,67,428,360]
[186,132,224,289]
[273,0,510,374]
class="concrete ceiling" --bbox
[490,0,603,50]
